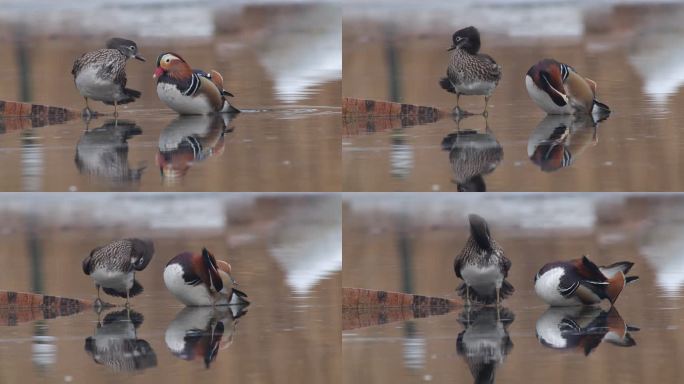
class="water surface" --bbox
[0,2,341,191]
[0,193,341,384]
[343,2,684,191]
[343,193,684,383]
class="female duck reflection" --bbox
[536,306,638,355]
[165,306,248,368]
[528,114,605,172]
[456,306,514,383]
[441,116,503,192]
[75,119,146,184]
[157,114,235,181]
[84,309,157,372]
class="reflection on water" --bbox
[343,193,684,383]
[0,194,340,383]
[536,306,638,356]
[157,115,233,182]
[457,307,514,384]
[85,309,157,372]
[343,2,684,192]
[527,114,598,173]
[442,117,502,192]
[75,119,145,185]
[165,306,247,369]
[0,2,340,192]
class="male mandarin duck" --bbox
[163,248,249,307]
[439,26,502,115]
[534,255,638,306]
[525,58,610,116]
[153,52,240,115]
[72,38,145,117]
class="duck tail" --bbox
[439,77,457,94]
[592,100,610,117]
[103,88,142,105]
[102,279,144,298]
[230,287,250,305]
[221,101,241,114]
[457,279,514,305]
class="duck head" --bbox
[154,52,192,80]
[448,26,481,54]
[107,37,145,61]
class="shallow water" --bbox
[0,194,341,383]
[0,3,341,192]
[342,193,684,383]
[342,2,684,192]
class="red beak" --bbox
[153,67,165,79]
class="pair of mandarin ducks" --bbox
[454,214,638,307]
[72,38,239,117]
[81,238,248,307]
[440,26,610,118]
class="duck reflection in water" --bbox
[84,309,157,372]
[74,119,145,183]
[441,116,503,192]
[528,114,603,172]
[456,306,514,384]
[157,114,234,181]
[165,305,248,369]
[536,306,638,356]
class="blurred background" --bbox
[343,193,684,383]
[343,0,684,192]
[0,192,341,383]
[0,0,341,192]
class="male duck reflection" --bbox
[84,309,157,372]
[536,306,638,355]
[157,115,233,180]
[527,114,598,172]
[82,238,155,307]
[154,52,240,115]
[535,255,639,306]
[75,119,146,183]
[526,59,610,118]
[454,214,513,306]
[165,306,247,368]
[441,117,503,192]
[457,306,514,384]
[164,248,249,307]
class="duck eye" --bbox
[129,45,135,50]
[165,58,170,63]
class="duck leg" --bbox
[465,285,471,307]
[82,97,94,118]
[94,284,102,307]
[482,96,491,117]
[113,100,118,118]
[452,94,467,116]
[125,289,130,308]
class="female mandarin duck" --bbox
[163,248,249,307]
[72,38,146,117]
[153,52,240,115]
[534,255,638,306]
[525,59,610,116]
[439,26,502,116]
